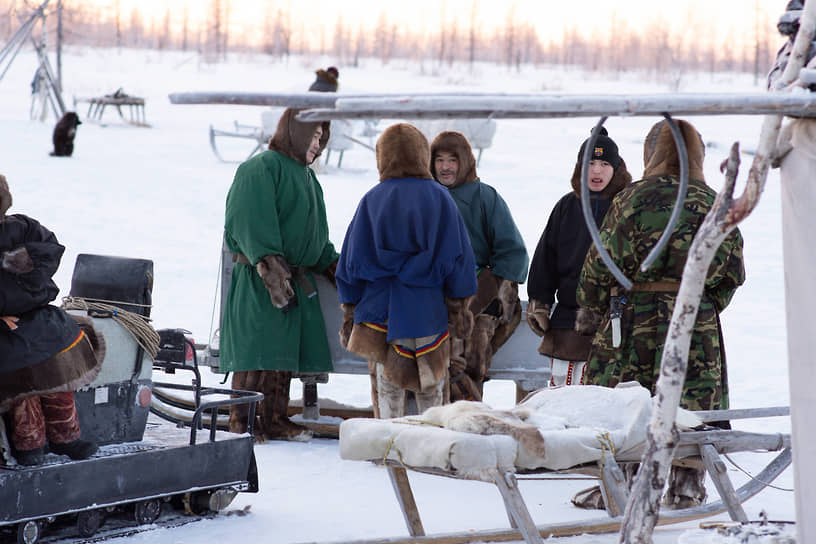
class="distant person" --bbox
[429,130,529,402]
[576,119,745,509]
[336,123,477,419]
[1,174,102,466]
[309,66,339,93]
[220,109,339,442]
[526,128,631,387]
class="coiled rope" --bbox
[61,296,160,359]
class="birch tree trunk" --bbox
[620,4,816,542]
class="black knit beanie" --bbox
[577,127,621,169]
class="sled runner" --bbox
[337,385,791,544]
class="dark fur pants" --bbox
[10,391,81,451]
[229,370,264,434]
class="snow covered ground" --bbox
[0,47,795,543]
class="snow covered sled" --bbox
[338,384,791,544]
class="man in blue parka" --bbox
[336,124,477,418]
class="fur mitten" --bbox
[497,279,520,323]
[575,307,602,336]
[526,299,551,337]
[256,255,294,309]
[339,303,355,349]
[1,246,33,274]
[445,296,475,338]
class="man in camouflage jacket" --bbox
[575,119,745,508]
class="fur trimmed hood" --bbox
[376,123,433,181]
[268,108,330,166]
[569,157,633,200]
[430,131,478,188]
[0,174,10,219]
[642,119,706,181]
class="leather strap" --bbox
[612,281,680,295]
[233,253,251,265]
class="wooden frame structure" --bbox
[341,408,791,544]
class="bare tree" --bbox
[469,0,478,69]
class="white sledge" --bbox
[337,385,791,544]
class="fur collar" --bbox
[430,131,478,188]
[642,119,706,181]
[268,108,330,166]
[0,174,10,219]
[376,123,433,181]
[569,158,633,200]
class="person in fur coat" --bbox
[308,67,339,92]
[430,131,529,402]
[220,109,338,442]
[526,128,632,388]
[575,119,745,510]
[336,123,477,419]
[1,174,102,466]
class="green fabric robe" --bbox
[220,150,339,372]
[447,180,528,283]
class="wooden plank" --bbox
[693,406,790,422]
[387,467,425,537]
[699,444,748,523]
[597,456,628,517]
[491,471,543,544]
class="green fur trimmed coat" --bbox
[220,149,339,373]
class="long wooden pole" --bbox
[168,91,816,119]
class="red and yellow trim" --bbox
[57,330,86,356]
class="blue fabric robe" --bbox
[336,177,477,342]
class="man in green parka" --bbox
[221,108,338,442]
[575,119,745,509]
[430,131,529,402]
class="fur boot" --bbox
[450,337,482,402]
[376,363,407,419]
[261,370,313,442]
[464,313,499,392]
[367,359,380,418]
[663,465,707,509]
[229,370,264,436]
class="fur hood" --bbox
[569,158,633,200]
[268,108,330,166]
[429,131,478,188]
[376,123,433,181]
[0,174,10,219]
[314,69,338,89]
[642,119,706,181]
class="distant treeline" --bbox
[0,0,784,78]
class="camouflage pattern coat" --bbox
[576,175,745,411]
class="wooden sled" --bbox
[337,405,791,544]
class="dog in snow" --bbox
[50,112,82,157]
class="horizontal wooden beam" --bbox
[295,93,816,120]
[168,91,525,108]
